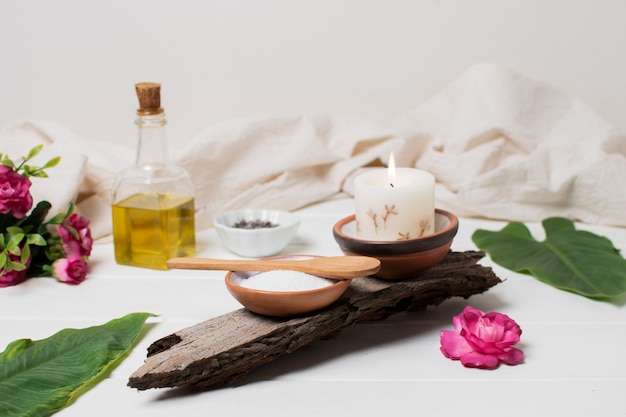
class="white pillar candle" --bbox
[354,155,435,240]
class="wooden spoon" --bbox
[166,256,381,279]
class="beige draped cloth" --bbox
[2,62,624,240]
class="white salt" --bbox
[240,270,335,292]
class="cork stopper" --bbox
[135,82,164,115]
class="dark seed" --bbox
[232,219,278,229]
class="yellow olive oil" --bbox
[112,192,196,269]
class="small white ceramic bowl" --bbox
[214,208,300,258]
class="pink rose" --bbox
[0,251,30,287]
[59,213,93,257]
[440,305,524,369]
[0,268,28,287]
[0,165,33,219]
[52,256,88,285]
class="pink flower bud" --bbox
[52,257,88,285]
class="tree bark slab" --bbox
[128,251,500,390]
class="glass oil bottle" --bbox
[111,82,196,269]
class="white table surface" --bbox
[2,197,625,417]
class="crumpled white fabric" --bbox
[1,62,624,240]
[392,62,626,226]
[175,115,410,231]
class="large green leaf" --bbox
[0,312,154,417]
[472,217,626,300]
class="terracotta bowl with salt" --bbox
[333,209,459,280]
[224,255,351,317]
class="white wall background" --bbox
[1,0,625,149]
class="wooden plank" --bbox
[128,251,500,390]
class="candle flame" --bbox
[388,152,396,187]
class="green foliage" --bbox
[472,217,626,299]
[0,201,52,275]
[0,312,154,417]
[0,145,61,179]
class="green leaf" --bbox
[43,156,61,169]
[6,234,25,255]
[472,217,626,299]
[63,225,79,240]
[20,243,31,264]
[46,212,67,225]
[21,165,38,177]
[8,260,26,271]
[0,312,154,417]
[26,234,47,246]
[20,201,52,232]
[30,171,50,179]
[26,144,44,161]
[6,226,24,235]
[1,156,15,168]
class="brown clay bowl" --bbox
[225,255,351,317]
[333,209,459,280]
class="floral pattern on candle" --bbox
[359,205,431,240]
[363,204,399,234]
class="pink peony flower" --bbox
[59,213,93,257]
[440,305,524,369]
[52,256,88,285]
[0,165,33,219]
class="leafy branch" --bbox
[0,144,61,178]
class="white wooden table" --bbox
[2,197,625,417]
